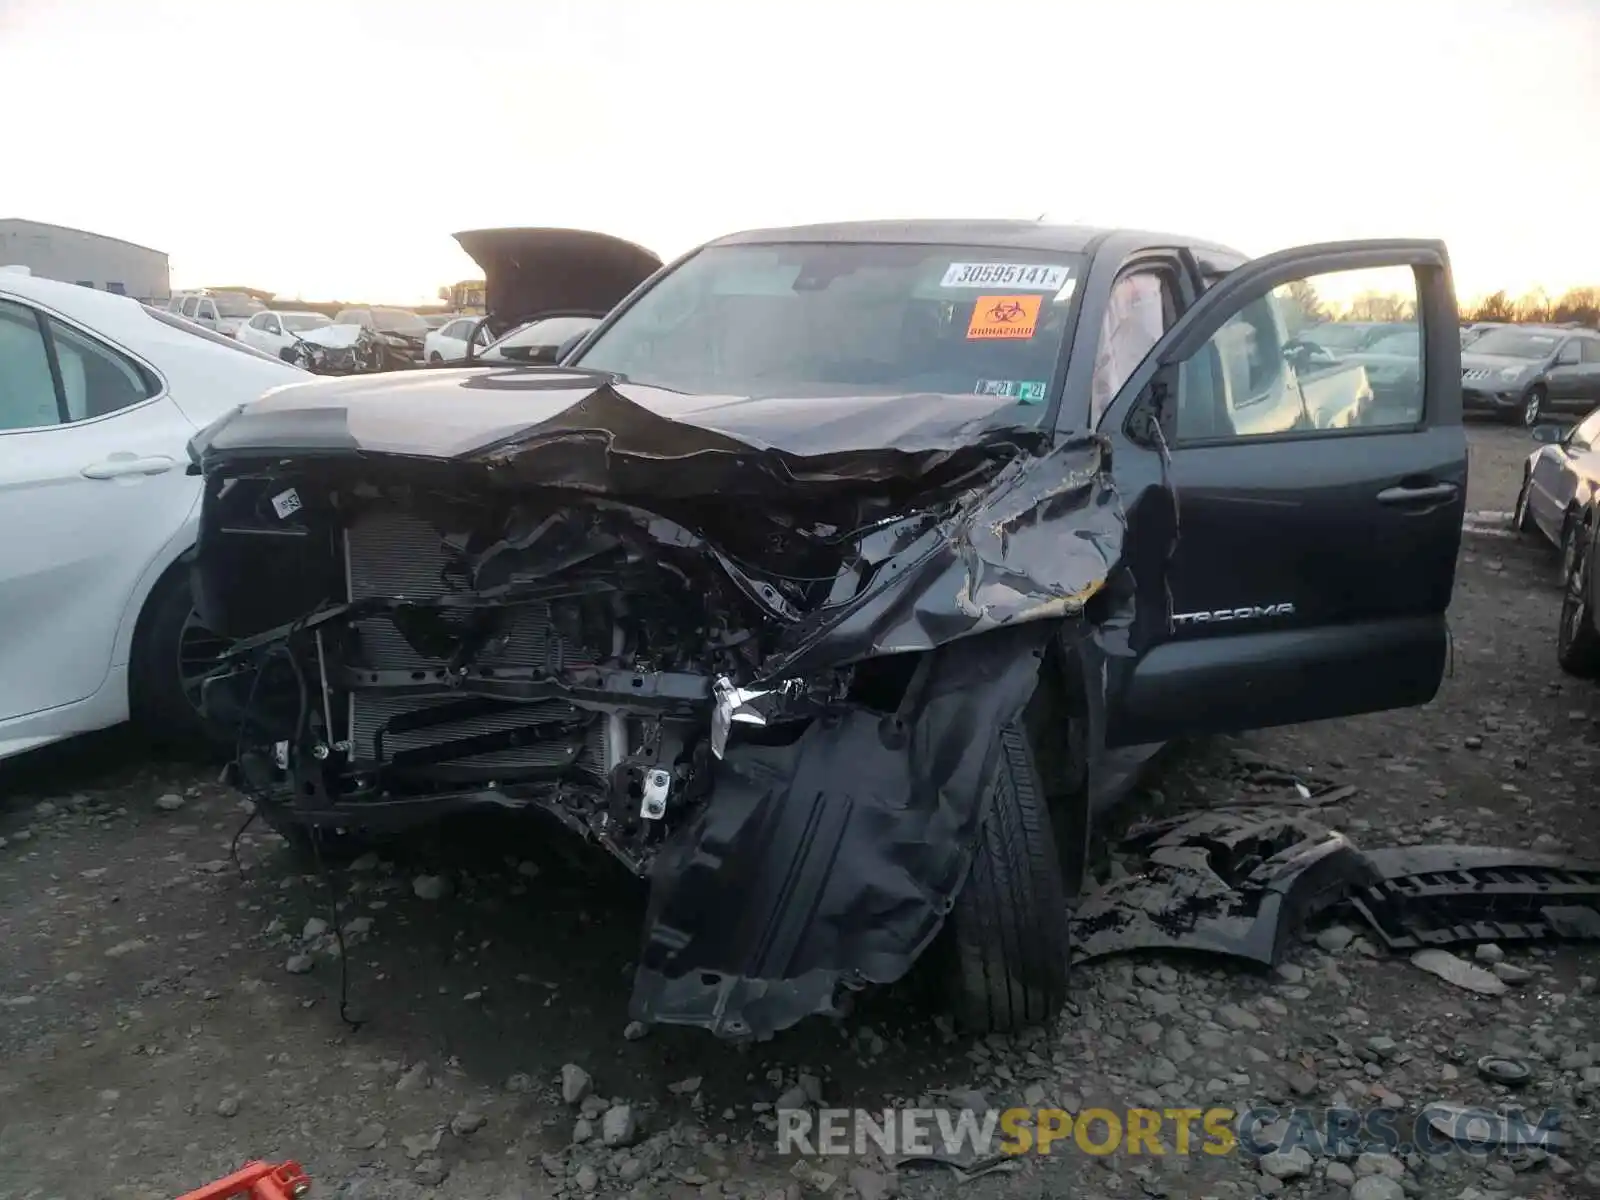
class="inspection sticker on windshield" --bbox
[975,379,1048,402]
[967,295,1042,340]
[270,488,302,520]
[942,262,1071,290]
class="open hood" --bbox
[451,227,663,326]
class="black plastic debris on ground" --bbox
[1073,806,1600,968]
[1071,808,1377,966]
[1349,845,1600,951]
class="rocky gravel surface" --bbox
[3,424,1598,1200]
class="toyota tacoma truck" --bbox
[187,222,1467,1039]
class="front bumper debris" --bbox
[1072,808,1600,968]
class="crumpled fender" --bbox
[629,621,1059,1039]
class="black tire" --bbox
[1513,472,1536,534]
[129,565,232,753]
[1557,514,1600,677]
[1517,385,1546,428]
[945,722,1073,1034]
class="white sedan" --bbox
[0,266,305,760]
[423,314,495,363]
[236,309,333,359]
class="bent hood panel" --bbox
[199,369,1046,476]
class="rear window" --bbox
[1298,322,1373,351]
[1469,328,1562,359]
[573,243,1083,405]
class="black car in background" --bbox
[1462,325,1600,426]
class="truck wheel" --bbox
[130,565,233,754]
[1558,515,1600,677]
[945,721,1072,1033]
[1518,386,1546,428]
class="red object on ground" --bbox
[174,1160,311,1200]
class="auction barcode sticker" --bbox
[941,262,1072,290]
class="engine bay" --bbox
[193,469,944,874]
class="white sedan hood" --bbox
[294,323,365,349]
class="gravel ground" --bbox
[3,423,1597,1200]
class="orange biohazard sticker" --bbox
[967,294,1041,340]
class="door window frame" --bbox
[0,296,170,435]
[1104,241,1456,449]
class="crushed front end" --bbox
[190,371,1124,1037]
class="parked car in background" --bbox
[235,309,332,358]
[0,266,303,761]
[1294,320,1404,355]
[1461,321,1506,347]
[423,314,496,363]
[169,290,266,338]
[333,306,430,362]
[1462,325,1600,425]
[1515,408,1600,559]
[473,312,602,364]
[189,221,1466,1040]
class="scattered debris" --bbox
[1476,1055,1531,1086]
[411,874,450,901]
[560,1064,592,1105]
[1410,948,1508,996]
[154,793,185,812]
[1072,809,1372,965]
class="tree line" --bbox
[1283,282,1600,329]
[1461,286,1600,327]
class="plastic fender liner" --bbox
[628,620,1059,1039]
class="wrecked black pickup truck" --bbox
[187,221,1468,1039]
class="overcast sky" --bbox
[3,0,1596,304]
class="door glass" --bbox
[1581,340,1600,365]
[0,300,62,430]
[46,317,158,421]
[1174,265,1423,442]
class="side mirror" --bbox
[1531,422,1565,444]
[1556,349,1581,367]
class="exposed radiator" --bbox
[343,508,613,780]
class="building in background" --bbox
[0,218,170,303]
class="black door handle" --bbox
[1376,482,1459,506]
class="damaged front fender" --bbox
[630,621,1058,1039]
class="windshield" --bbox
[212,293,264,318]
[281,312,331,332]
[573,243,1083,403]
[481,315,600,362]
[1299,322,1374,351]
[1468,328,1562,359]
[370,307,428,336]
